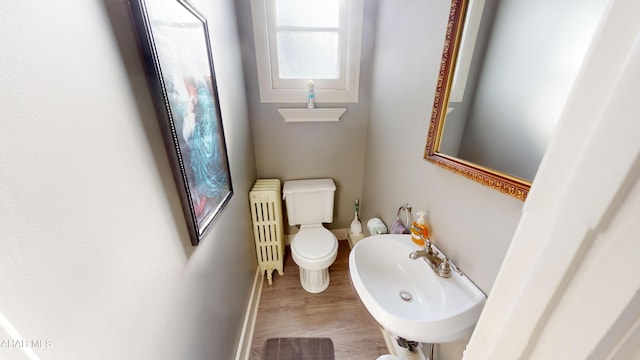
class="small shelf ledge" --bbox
[278,108,347,123]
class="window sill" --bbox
[278,108,347,123]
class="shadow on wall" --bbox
[101,0,196,257]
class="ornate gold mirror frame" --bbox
[424,0,530,201]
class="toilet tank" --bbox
[283,179,336,226]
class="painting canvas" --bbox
[130,0,233,245]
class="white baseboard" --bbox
[285,227,349,245]
[234,266,264,360]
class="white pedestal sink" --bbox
[349,234,486,344]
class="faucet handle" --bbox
[437,258,452,278]
[424,239,438,255]
[421,240,434,255]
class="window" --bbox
[250,0,364,103]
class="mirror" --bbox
[425,0,607,200]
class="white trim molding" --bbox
[234,267,264,360]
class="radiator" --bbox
[249,179,284,286]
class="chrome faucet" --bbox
[409,226,455,278]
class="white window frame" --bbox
[250,0,364,103]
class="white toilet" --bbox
[283,178,338,293]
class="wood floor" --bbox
[249,240,389,360]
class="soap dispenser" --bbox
[410,211,430,247]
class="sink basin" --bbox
[349,234,486,343]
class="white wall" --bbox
[362,0,523,358]
[0,0,256,359]
[364,0,524,299]
[234,0,379,230]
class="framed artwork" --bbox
[130,0,233,245]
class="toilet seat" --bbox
[291,226,337,271]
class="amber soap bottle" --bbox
[410,211,429,247]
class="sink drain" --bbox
[399,290,413,302]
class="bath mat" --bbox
[261,337,334,360]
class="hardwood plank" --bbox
[250,240,388,360]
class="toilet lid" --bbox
[292,228,337,259]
